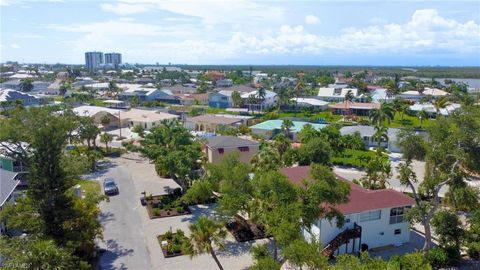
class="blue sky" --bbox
[1,0,479,66]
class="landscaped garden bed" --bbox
[226,215,268,242]
[157,229,189,258]
[145,192,191,219]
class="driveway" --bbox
[94,160,152,270]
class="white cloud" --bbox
[305,15,319,25]
[10,44,20,49]
[48,8,480,63]
[101,3,153,15]
[102,0,285,26]
[230,9,480,56]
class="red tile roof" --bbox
[280,166,415,215]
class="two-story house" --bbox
[208,90,233,108]
[204,136,260,164]
[280,166,415,257]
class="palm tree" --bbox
[251,146,281,172]
[100,132,113,151]
[385,80,396,98]
[344,90,355,116]
[369,102,395,126]
[257,88,267,111]
[281,119,294,138]
[231,91,242,108]
[185,216,227,270]
[372,125,388,150]
[432,96,449,118]
[418,109,428,128]
[294,79,305,109]
[399,103,409,121]
[19,78,34,92]
[392,98,403,117]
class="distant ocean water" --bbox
[418,78,480,89]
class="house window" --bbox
[218,148,224,154]
[238,146,249,152]
[390,207,410,224]
[359,210,381,222]
[394,229,401,235]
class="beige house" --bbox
[205,136,260,164]
[185,115,244,133]
[120,109,179,130]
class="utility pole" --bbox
[118,110,122,138]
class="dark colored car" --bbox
[103,178,119,195]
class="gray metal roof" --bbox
[0,169,19,207]
[206,136,260,149]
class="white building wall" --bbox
[309,206,411,255]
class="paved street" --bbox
[95,161,152,270]
[91,153,262,270]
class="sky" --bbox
[1,0,480,66]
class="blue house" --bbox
[208,90,233,108]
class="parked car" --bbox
[103,178,119,195]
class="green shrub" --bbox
[467,242,480,259]
[176,206,184,213]
[443,245,461,266]
[163,230,173,240]
[427,247,448,269]
[152,208,161,216]
[176,229,185,238]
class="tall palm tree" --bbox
[231,91,242,108]
[369,102,395,126]
[344,90,355,116]
[432,96,449,118]
[399,103,409,121]
[19,78,34,92]
[373,125,389,150]
[418,109,428,128]
[281,119,294,138]
[294,79,305,109]
[100,132,113,151]
[185,216,227,270]
[257,88,267,111]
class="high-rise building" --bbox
[105,52,122,68]
[85,51,103,70]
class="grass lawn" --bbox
[76,179,101,196]
[332,149,388,169]
[53,96,64,102]
[384,113,432,129]
[357,113,432,129]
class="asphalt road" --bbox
[97,165,152,270]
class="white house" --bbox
[317,87,359,102]
[290,98,329,110]
[397,88,448,101]
[241,89,278,109]
[281,166,415,257]
[120,109,179,130]
[339,125,403,153]
[409,103,461,117]
[119,87,178,103]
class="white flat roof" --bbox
[291,98,329,106]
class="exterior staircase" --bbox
[321,223,362,257]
